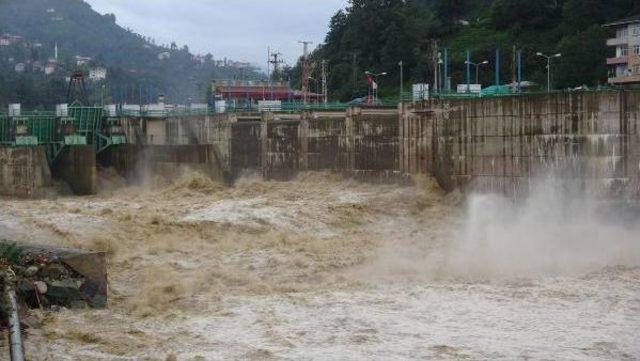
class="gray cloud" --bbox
[85,0,348,67]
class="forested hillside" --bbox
[297,0,640,101]
[0,0,260,108]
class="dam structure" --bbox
[1,90,638,201]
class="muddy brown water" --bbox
[1,171,638,360]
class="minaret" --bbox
[54,42,58,60]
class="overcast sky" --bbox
[85,0,348,68]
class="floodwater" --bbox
[1,171,638,360]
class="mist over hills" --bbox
[0,0,262,108]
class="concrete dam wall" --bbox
[2,90,638,199]
[427,91,640,199]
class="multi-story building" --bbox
[605,15,640,85]
[89,66,107,81]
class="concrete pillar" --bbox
[299,112,310,171]
[345,107,359,173]
[260,112,273,177]
[55,145,97,195]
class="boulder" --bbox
[46,279,81,306]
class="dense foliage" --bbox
[297,0,640,101]
[0,0,260,109]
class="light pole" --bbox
[536,52,561,92]
[365,71,387,104]
[465,60,489,85]
[398,61,404,101]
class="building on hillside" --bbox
[32,61,44,72]
[75,56,92,66]
[158,52,171,61]
[212,80,321,103]
[604,15,640,85]
[89,66,107,81]
[14,63,25,73]
[44,61,56,75]
[0,34,24,46]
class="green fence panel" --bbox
[12,111,58,144]
[69,106,104,134]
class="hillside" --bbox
[297,0,640,101]
[0,0,262,108]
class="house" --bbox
[75,56,92,67]
[0,34,24,46]
[604,15,640,85]
[14,63,25,73]
[32,61,44,72]
[158,51,171,60]
[45,62,56,75]
[89,66,107,81]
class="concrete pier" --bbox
[54,145,97,196]
[0,146,52,198]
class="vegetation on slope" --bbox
[294,0,640,101]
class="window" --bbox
[635,45,640,56]
[621,46,629,56]
[633,25,640,36]
[618,28,629,38]
[635,65,640,74]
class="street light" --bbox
[364,71,388,104]
[465,60,489,84]
[536,52,561,92]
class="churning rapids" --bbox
[0,171,638,360]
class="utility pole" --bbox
[299,40,313,104]
[432,40,439,93]
[267,48,284,100]
[268,51,284,81]
[321,59,328,104]
[466,50,471,93]
[399,60,404,101]
[511,45,517,85]
[352,52,358,93]
[443,48,449,93]
[517,50,523,92]
[495,48,500,86]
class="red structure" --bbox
[212,80,321,103]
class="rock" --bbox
[46,279,81,306]
[40,263,70,279]
[17,280,40,308]
[34,281,47,294]
[88,294,107,308]
[70,300,88,309]
[80,280,107,308]
[25,266,39,277]
[17,279,34,294]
